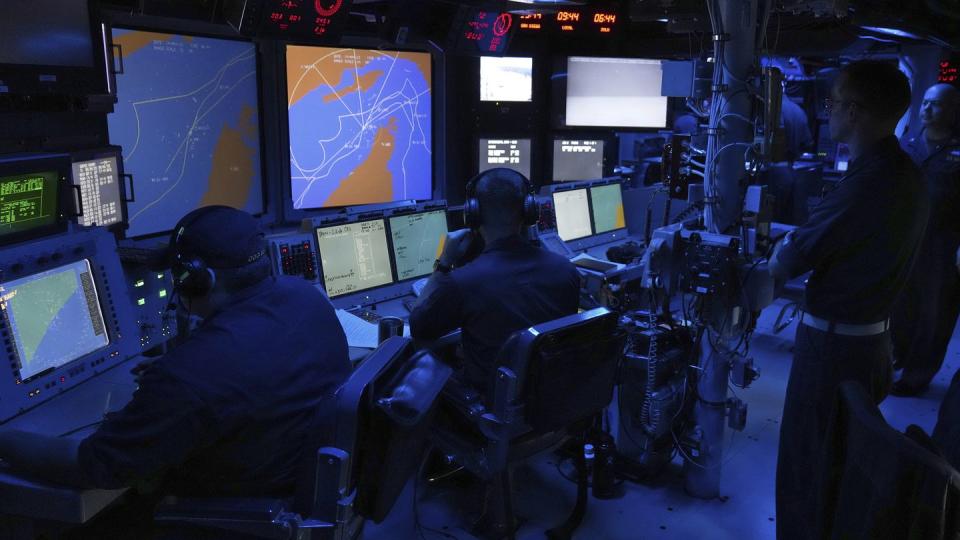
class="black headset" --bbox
[169,205,234,299]
[463,168,540,229]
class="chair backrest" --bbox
[497,307,625,433]
[817,381,960,539]
[296,337,451,525]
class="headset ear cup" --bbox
[523,194,540,226]
[178,259,214,298]
[464,197,481,228]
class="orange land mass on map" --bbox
[113,31,194,58]
[286,47,431,107]
[322,70,383,104]
[324,117,397,207]
[201,104,256,208]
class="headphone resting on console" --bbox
[170,205,234,298]
[463,169,540,229]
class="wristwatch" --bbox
[433,259,453,274]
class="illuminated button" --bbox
[137,298,146,306]
[157,273,165,279]
[158,289,167,298]
[134,279,145,287]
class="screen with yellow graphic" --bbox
[315,219,394,298]
[108,29,263,237]
[389,210,448,281]
[590,183,625,234]
[286,46,432,209]
[1,259,109,381]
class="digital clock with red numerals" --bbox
[517,6,621,36]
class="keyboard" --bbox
[352,309,383,323]
[403,298,418,313]
[573,257,618,273]
[411,277,429,297]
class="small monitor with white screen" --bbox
[565,57,668,128]
[315,219,394,298]
[480,56,533,102]
[552,188,592,241]
[389,210,449,281]
[590,183,626,234]
[479,138,531,179]
[2,259,109,381]
[553,139,604,181]
[72,155,123,228]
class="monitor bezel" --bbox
[69,145,130,237]
[314,217,397,299]
[0,154,71,247]
[4,258,111,384]
[551,186,594,242]
[552,55,672,131]
[387,208,450,283]
[588,181,626,235]
[281,43,436,218]
[106,23,270,240]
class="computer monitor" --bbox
[565,57,668,128]
[590,183,626,234]
[389,210,448,281]
[480,56,532,102]
[1,259,110,382]
[71,152,124,228]
[108,29,264,237]
[315,219,394,298]
[552,188,592,241]
[0,163,62,242]
[286,46,433,209]
[478,138,531,179]
[553,139,604,181]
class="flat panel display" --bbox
[590,183,625,234]
[315,219,394,297]
[0,259,109,381]
[478,138,531,179]
[552,188,592,241]
[287,46,432,209]
[0,170,59,239]
[480,56,532,102]
[565,57,667,128]
[108,29,263,237]
[389,210,448,281]
[72,156,123,228]
[0,0,95,67]
[553,139,604,181]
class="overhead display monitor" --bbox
[552,188,592,241]
[565,57,667,128]
[553,139,604,181]
[590,183,625,234]
[0,0,95,67]
[1,259,109,381]
[287,46,432,210]
[0,170,60,240]
[389,210,448,281]
[480,57,532,102]
[478,138,531,179]
[315,219,394,298]
[72,155,123,228]
[108,29,263,238]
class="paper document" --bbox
[335,309,410,349]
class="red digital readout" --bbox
[263,0,347,38]
[460,10,514,53]
[939,61,958,83]
[314,0,343,17]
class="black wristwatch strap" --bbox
[433,259,453,273]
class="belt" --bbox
[799,311,890,337]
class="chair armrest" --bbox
[154,496,303,540]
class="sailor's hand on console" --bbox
[439,229,475,268]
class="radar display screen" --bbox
[108,29,263,237]
[287,46,432,209]
[1,259,109,381]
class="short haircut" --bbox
[838,61,912,123]
[476,168,527,227]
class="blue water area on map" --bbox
[108,30,262,237]
[289,51,432,209]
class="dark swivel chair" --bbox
[432,307,625,539]
[816,381,960,540]
[153,337,452,539]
